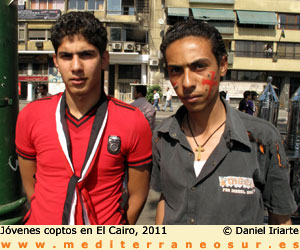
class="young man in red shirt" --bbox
[16,12,152,225]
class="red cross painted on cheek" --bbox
[202,71,218,100]
[170,81,178,90]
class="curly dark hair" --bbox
[160,19,227,66]
[50,11,107,55]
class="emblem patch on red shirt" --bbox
[108,135,121,155]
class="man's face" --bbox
[53,34,108,99]
[165,36,227,113]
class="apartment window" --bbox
[167,16,188,26]
[107,0,121,15]
[32,63,48,75]
[110,25,147,43]
[230,70,267,82]
[31,0,64,9]
[88,0,104,10]
[107,0,134,15]
[119,65,141,79]
[110,28,126,41]
[279,14,300,30]
[235,41,272,58]
[278,43,300,59]
[69,0,85,10]
[122,6,135,15]
[28,30,50,41]
[122,0,134,15]
[18,63,27,75]
[18,23,26,43]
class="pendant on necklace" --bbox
[195,145,205,161]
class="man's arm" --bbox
[18,156,36,201]
[155,194,165,225]
[268,212,292,225]
[126,165,151,224]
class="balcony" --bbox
[189,0,234,4]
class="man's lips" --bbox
[183,95,202,103]
[70,78,86,85]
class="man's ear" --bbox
[101,51,109,70]
[53,54,59,69]
[219,55,228,77]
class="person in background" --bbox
[151,19,296,225]
[238,90,250,112]
[163,87,173,112]
[16,11,152,225]
[225,90,230,103]
[153,89,160,111]
[219,91,226,100]
[131,85,156,130]
[247,91,258,116]
[37,84,51,99]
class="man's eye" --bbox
[169,67,182,75]
[192,64,205,71]
[60,54,72,60]
[79,52,95,59]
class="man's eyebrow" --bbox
[58,51,72,56]
[167,58,210,68]
[188,59,210,67]
[58,50,96,56]
[77,50,97,54]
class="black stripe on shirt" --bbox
[127,155,152,165]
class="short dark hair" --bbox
[219,91,226,99]
[135,85,147,97]
[251,91,258,99]
[40,84,48,91]
[50,11,107,55]
[160,19,227,66]
[243,91,251,99]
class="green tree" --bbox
[146,85,162,104]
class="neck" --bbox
[66,90,102,119]
[187,97,226,136]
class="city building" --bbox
[17,0,152,103]
[157,0,300,107]
[17,0,300,107]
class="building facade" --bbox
[156,0,300,107]
[17,0,300,107]
[17,0,153,103]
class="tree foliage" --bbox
[146,84,162,104]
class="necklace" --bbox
[187,114,225,161]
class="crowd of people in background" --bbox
[238,90,258,116]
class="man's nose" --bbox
[182,68,195,89]
[71,56,83,72]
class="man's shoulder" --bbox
[108,96,151,123]
[154,115,176,135]
[108,96,137,112]
[20,93,62,115]
[233,108,281,142]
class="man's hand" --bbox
[155,194,165,225]
[268,212,292,225]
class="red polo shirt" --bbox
[16,93,152,224]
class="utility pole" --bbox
[0,0,26,224]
